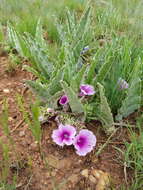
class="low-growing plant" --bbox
[0,100,17,189]
[114,114,143,190]
[5,52,21,73]
[16,95,42,153]
[7,4,143,137]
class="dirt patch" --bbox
[0,56,33,127]
[7,120,130,190]
[0,55,132,190]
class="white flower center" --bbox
[64,134,69,138]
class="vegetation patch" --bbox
[0,0,143,189]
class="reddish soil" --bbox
[0,55,132,190]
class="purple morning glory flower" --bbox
[59,95,69,105]
[118,78,129,90]
[52,124,76,146]
[80,84,95,96]
[73,129,96,156]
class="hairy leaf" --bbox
[47,66,64,95]
[77,7,91,39]
[97,83,115,134]
[23,34,53,78]
[61,81,85,120]
[94,57,113,84]
[26,80,50,102]
[116,77,141,121]
[70,65,87,92]
[7,23,26,57]
[35,18,47,48]
[86,60,97,84]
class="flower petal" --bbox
[73,129,96,156]
[59,95,69,105]
[52,129,64,146]
[52,124,76,146]
[80,84,95,96]
[118,78,129,90]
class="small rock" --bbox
[3,88,10,93]
[91,169,110,190]
[51,171,56,176]
[16,182,23,188]
[68,174,78,184]
[8,117,13,122]
[19,131,25,137]
[96,172,110,190]
[92,169,101,179]
[89,175,97,184]
[81,169,89,178]
[46,155,72,170]
[30,142,39,151]
[46,155,67,169]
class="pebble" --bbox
[46,155,72,169]
[30,142,39,151]
[51,171,56,176]
[91,169,110,190]
[8,117,13,122]
[89,175,97,184]
[19,131,25,137]
[3,88,10,93]
[81,169,89,178]
[78,160,82,163]
[92,169,101,179]
[46,172,50,179]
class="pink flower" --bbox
[59,95,69,105]
[73,129,96,156]
[80,84,95,96]
[52,124,76,146]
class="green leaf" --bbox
[47,66,65,95]
[77,7,91,39]
[116,77,141,121]
[31,103,41,142]
[86,60,97,84]
[26,80,50,103]
[35,18,47,48]
[94,57,113,84]
[70,65,86,92]
[60,81,85,120]
[97,83,115,134]
[7,23,26,57]
[66,8,76,38]
[23,65,46,82]
[47,91,63,109]
[23,34,53,78]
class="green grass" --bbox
[0,0,86,42]
[117,114,143,190]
